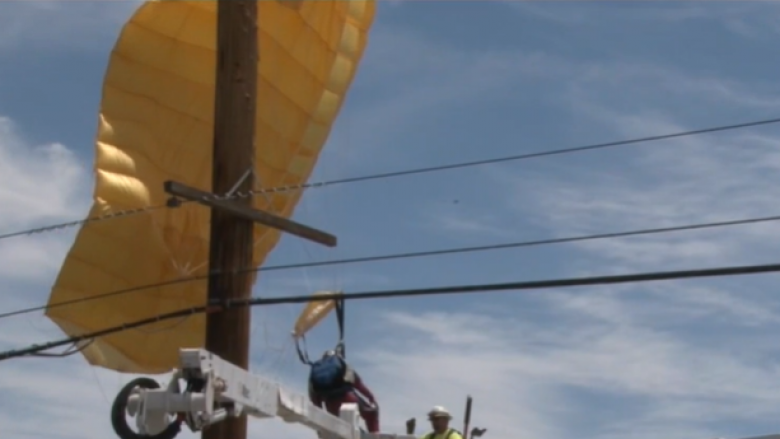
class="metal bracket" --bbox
[225,168,254,199]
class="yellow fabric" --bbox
[292,291,341,338]
[45,0,375,374]
[420,429,464,439]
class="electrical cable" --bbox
[0,204,167,241]
[4,212,780,320]
[3,116,780,242]
[28,339,94,358]
[3,260,780,361]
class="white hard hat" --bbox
[428,406,452,419]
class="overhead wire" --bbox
[4,260,780,361]
[3,211,780,320]
[3,115,780,242]
[0,204,167,241]
[27,339,94,358]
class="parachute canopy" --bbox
[292,290,343,339]
[293,290,345,364]
[45,0,375,374]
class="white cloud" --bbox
[359,297,780,439]
[503,108,780,270]
[420,200,522,241]
[0,117,90,282]
[568,63,780,111]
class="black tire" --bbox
[110,377,182,439]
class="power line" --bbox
[3,260,780,361]
[311,116,780,186]
[0,204,167,241]
[4,211,780,321]
[3,116,780,242]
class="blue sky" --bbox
[4,2,780,439]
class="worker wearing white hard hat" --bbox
[421,406,463,439]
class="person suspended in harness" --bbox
[307,349,380,433]
[421,406,463,439]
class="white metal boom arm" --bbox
[112,348,774,439]
[111,348,417,439]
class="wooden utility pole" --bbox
[203,2,257,439]
[163,2,336,439]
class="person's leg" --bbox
[359,407,379,433]
[337,392,380,433]
[326,391,359,418]
[324,398,342,416]
[352,393,380,433]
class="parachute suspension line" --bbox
[250,184,299,376]
[293,295,346,365]
[332,89,354,297]
[295,334,313,365]
[335,297,345,358]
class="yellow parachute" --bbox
[293,290,342,338]
[45,0,375,374]
[292,290,345,364]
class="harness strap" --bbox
[295,335,313,365]
[335,298,345,358]
[295,296,346,365]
